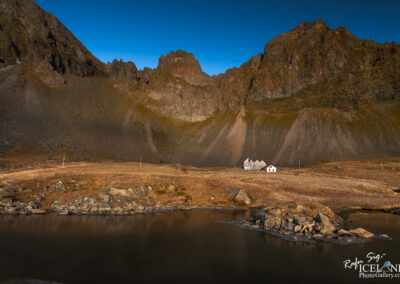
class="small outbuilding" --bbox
[261,165,277,173]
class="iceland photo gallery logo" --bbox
[343,252,400,279]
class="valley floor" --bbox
[0,158,399,210]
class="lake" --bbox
[0,210,399,283]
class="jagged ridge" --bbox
[0,0,399,166]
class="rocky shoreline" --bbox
[0,180,257,216]
[227,202,392,244]
[0,189,229,216]
[0,180,394,244]
[0,180,249,216]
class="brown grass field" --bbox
[1,158,400,210]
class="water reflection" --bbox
[0,211,399,284]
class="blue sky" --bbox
[36,0,400,75]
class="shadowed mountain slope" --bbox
[0,0,399,166]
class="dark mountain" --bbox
[0,0,399,166]
[0,0,106,80]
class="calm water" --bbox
[0,210,399,284]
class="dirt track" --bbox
[0,159,400,209]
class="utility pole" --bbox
[62,155,65,168]
[140,155,142,170]
[298,160,301,171]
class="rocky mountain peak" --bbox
[158,49,199,68]
[107,59,138,81]
[262,18,355,57]
[156,49,209,86]
[0,0,106,77]
[293,19,328,32]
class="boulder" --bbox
[227,188,240,201]
[108,187,130,197]
[30,209,46,214]
[348,228,374,239]
[312,233,324,239]
[98,204,112,214]
[47,180,66,192]
[294,216,308,225]
[286,222,295,232]
[167,185,176,193]
[324,232,338,239]
[227,188,255,206]
[264,218,275,230]
[50,201,61,210]
[378,234,391,240]
[294,225,301,233]
[337,229,352,236]
[130,186,149,198]
[300,222,314,234]
[58,208,69,215]
[315,212,336,234]
[270,208,282,216]
[235,190,254,206]
[99,192,110,203]
[273,217,282,230]
[0,198,13,207]
[314,222,322,232]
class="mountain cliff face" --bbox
[137,50,220,121]
[214,19,399,108]
[0,0,399,166]
[107,19,399,120]
[0,0,106,81]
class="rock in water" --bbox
[378,234,392,240]
[348,228,375,239]
[337,229,352,236]
[315,212,336,234]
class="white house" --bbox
[243,158,267,170]
[262,165,277,173]
[253,160,267,170]
[243,158,253,170]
